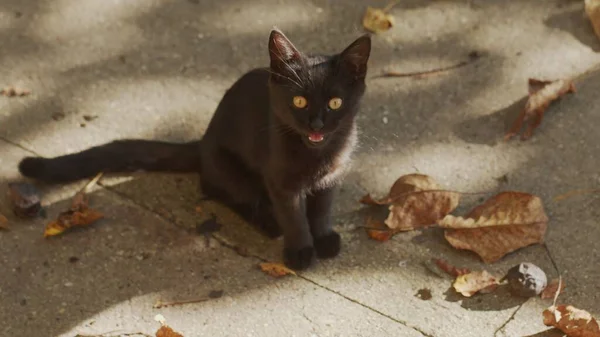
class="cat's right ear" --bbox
[268,29,302,74]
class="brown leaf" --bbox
[453,270,500,297]
[365,217,394,242]
[8,182,41,218]
[259,262,297,278]
[44,174,104,237]
[440,191,548,263]
[362,6,394,33]
[0,213,8,230]
[543,305,600,337]
[541,279,566,300]
[505,78,575,141]
[385,174,460,231]
[586,0,600,41]
[359,193,386,205]
[44,208,104,237]
[433,258,471,277]
[385,190,460,231]
[156,326,184,337]
[1,86,31,97]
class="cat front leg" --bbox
[306,187,341,259]
[266,182,315,270]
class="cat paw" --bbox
[314,231,341,259]
[283,246,315,270]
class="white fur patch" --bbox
[314,124,358,190]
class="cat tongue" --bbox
[308,133,324,143]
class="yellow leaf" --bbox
[453,270,499,297]
[362,7,394,34]
[259,262,297,278]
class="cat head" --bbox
[267,29,371,147]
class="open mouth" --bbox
[307,132,325,143]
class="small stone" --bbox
[504,262,547,297]
[382,117,389,124]
[64,282,73,287]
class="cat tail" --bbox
[18,139,202,183]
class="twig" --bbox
[81,172,104,193]
[552,188,600,202]
[378,52,481,79]
[153,297,210,309]
[75,332,151,337]
[552,276,562,307]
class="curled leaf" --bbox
[505,78,575,141]
[259,262,296,278]
[361,174,460,240]
[44,174,104,237]
[362,6,394,33]
[543,305,600,337]
[440,191,548,263]
[453,270,500,297]
[385,174,460,231]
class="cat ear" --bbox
[339,34,371,79]
[268,29,302,74]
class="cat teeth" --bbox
[308,133,324,143]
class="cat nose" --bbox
[310,118,324,131]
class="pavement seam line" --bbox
[99,185,433,337]
[493,303,524,337]
[0,136,40,156]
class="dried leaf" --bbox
[586,0,600,41]
[453,270,500,297]
[385,174,460,231]
[156,326,184,337]
[259,262,296,278]
[543,305,600,337]
[8,182,41,218]
[154,314,184,337]
[505,78,575,141]
[0,213,8,230]
[433,258,471,277]
[541,279,566,300]
[1,86,31,97]
[365,217,394,242]
[44,174,104,237]
[362,6,394,33]
[385,190,460,231]
[440,191,548,263]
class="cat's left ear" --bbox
[339,34,371,79]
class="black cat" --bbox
[18,29,371,270]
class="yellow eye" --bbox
[328,97,342,110]
[293,96,308,108]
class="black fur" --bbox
[18,30,371,270]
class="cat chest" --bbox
[312,127,357,190]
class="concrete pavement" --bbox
[1,0,600,336]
